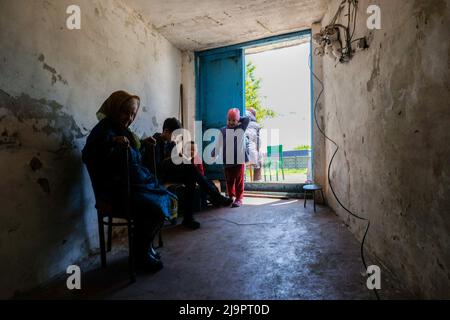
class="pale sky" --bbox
[246,41,311,151]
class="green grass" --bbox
[282,168,308,175]
[249,168,308,176]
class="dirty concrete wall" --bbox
[181,51,197,138]
[315,0,450,297]
[0,0,181,298]
[311,22,327,189]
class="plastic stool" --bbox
[303,184,325,212]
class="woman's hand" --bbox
[113,136,130,148]
[143,136,156,145]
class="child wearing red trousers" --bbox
[219,108,250,208]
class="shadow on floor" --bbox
[18,197,414,300]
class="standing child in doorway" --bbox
[218,108,250,208]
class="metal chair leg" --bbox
[107,216,113,252]
[304,190,307,208]
[97,214,107,268]
[128,221,136,283]
[313,191,316,212]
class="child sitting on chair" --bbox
[217,108,250,208]
[184,141,205,176]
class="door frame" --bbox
[195,28,314,181]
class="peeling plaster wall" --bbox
[312,22,327,190]
[0,0,181,298]
[315,0,450,297]
[181,51,197,138]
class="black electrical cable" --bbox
[351,37,366,44]
[347,0,351,39]
[330,0,359,60]
[349,0,358,41]
[308,56,380,301]
[331,0,346,26]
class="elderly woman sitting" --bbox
[82,91,176,273]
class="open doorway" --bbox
[244,37,312,185]
[195,30,313,191]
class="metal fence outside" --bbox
[283,156,310,169]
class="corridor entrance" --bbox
[195,30,313,190]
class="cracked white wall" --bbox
[315,0,450,298]
[0,0,182,298]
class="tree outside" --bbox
[245,61,276,124]
[294,145,311,151]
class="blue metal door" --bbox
[197,49,245,179]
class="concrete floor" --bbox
[22,197,412,300]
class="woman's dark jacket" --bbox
[82,118,175,219]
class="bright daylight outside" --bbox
[244,38,312,184]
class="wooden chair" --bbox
[263,145,285,182]
[85,149,136,283]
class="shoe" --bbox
[231,200,242,208]
[150,245,161,260]
[221,196,234,207]
[182,219,201,230]
[211,194,232,208]
[140,254,164,273]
